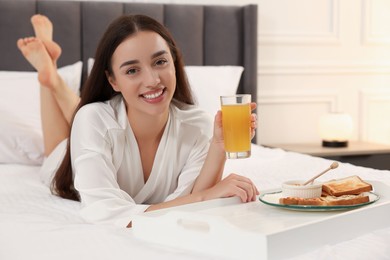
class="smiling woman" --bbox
[21,14,260,228]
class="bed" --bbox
[0,1,389,260]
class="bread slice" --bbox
[279,197,326,206]
[279,193,370,206]
[321,194,370,206]
[322,175,373,196]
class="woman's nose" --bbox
[144,68,161,87]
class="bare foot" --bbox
[31,14,62,63]
[16,37,59,89]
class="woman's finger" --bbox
[250,113,257,125]
[226,175,256,202]
[252,183,259,201]
[230,185,248,203]
[232,174,259,201]
[219,174,260,202]
[238,187,249,203]
[232,180,254,202]
[250,113,257,140]
[250,102,257,111]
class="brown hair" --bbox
[51,14,194,201]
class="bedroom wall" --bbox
[54,0,390,146]
[255,0,390,146]
[178,0,390,146]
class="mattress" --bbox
[1,145,389,260]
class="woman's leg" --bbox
[16,37,71,157]
[30,14,80,124]
[30,14,62,62]
[16,15,80,156]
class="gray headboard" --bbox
[0,0,257,103]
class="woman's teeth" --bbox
[143,89,163,99]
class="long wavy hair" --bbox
[51,14,194,201]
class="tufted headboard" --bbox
[0,0,257,103]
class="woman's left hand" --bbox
[200,173,260,202]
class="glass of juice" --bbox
[220,94,251,159]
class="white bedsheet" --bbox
[1,145,389,260]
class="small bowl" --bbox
[282,180,322,198]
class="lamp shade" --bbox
[318,113,353,147]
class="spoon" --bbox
[302,162,339,186]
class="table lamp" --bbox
[318,112,353,147]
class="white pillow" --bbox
[0,61,82,165]
[88,57,94,75]
[0,115,44,165]
[88,58,244,117]
[185,66,244,117]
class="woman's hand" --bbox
[201,173,260,202]
[250,102,257,139]
[213,102,258,146]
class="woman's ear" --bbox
[105,70,120,92]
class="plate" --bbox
[259,191,380,211]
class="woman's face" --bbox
[107,31,176,118]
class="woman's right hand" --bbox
[201,173,259,202]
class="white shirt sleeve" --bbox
[71,104,148,227]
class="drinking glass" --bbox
[220,94,251,159]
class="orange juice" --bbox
[221,103,251,153]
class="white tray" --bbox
[132,181,390,260]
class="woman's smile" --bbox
[140,87,166,103]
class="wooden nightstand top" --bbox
[263,142,390,157]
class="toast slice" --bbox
[321,194,370,206]
[279,197,326,206]
[322,175,373,196]
[279,193,370,206]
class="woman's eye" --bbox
[126,68,137,75]
[155,59,167,66]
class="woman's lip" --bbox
[140,88,166,103]
[140,87,164,98]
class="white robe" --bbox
[67,95,212,227]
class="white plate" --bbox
[259,191,380,211]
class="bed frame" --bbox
[0,0,257,100]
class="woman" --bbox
[19,14,259,228]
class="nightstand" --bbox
[263,142,390,170]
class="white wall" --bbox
[61,0,390,145]
[256,0,390,146]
